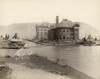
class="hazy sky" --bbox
[0,0,100,29]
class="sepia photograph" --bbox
[0,0,100,79]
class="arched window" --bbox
[63,29,65,32]
[67,37,69,39]
[67,29,69,32]
[63,35,65,39]
[59,35,61,39]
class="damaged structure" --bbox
[48,16,80,44]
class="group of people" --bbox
[82,35,97,42]
[0,33,18,40]
[0,34,9,40]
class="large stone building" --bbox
[36,25,49,40]
[48,16,80,43]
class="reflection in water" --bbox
[0,43,100,79]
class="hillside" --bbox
[0,22,100,39]
[79,23,100,39]
[0,22,52,39]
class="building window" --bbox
[44,32,47,38]
[59,35,61,39]
[63,29,65,32]
[41,32,43,36]
[67,37,69,39]
[58,30,60,32]
[70,36,73,39]
[59,29,61,32]
[39,33,41,36]
[70,29,73,31]
[71,33,73,35]
[37,32,39,35]
[67,29,69,32]
[44,29,46,31]
[56,35,58,39]
[63,35,65,39]
[37,28,39,31]
[41,29,43,31]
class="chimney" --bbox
[56,16,59,25]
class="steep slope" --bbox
[0,22,52,39]
[79,23,100,39]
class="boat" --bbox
[2,40,25,49]
[82,41,96,46]
[81,35,96,46]
[1,33,26,49]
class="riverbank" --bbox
[0,42,99,79]
[2,54,93,79]
[34,40,100,46]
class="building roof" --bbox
[56,19,76,28]
[35,25,49,28]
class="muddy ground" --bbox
[0,54,94,79]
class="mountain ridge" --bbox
[0,22,100,39]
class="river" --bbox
[0,43,100,79]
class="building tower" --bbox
[56,16,59,26]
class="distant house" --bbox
[35,25,49,40]
[48,16,80,43]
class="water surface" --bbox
[0,43,100,79]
